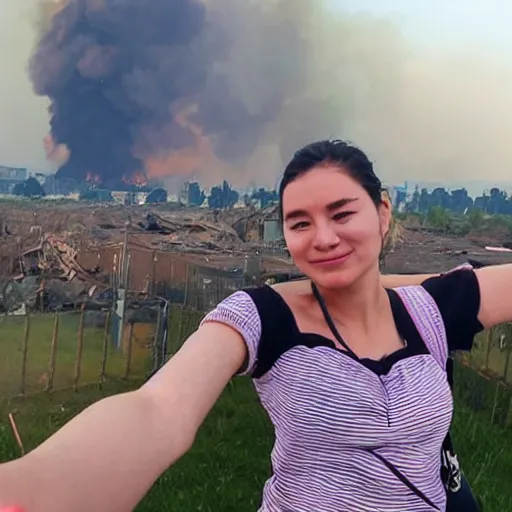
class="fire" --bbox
[43,134,70,168]
[43,105,227,187]
[122,173,148,187]
[85,172,101,184]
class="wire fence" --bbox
[0,258,239,400]
[0,308,149,398]
[2,263,512,437]
[453,325,512,429]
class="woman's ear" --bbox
[379,190,393,238]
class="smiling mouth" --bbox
[309,251,353,265]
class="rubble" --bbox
[0,203,292,313]
[1,201,510,314]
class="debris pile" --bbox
[136,212,241,253]
[0,204,293,314]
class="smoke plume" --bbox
[31,1,512,188]
[31,0,308,186]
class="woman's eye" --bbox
[333,211,355,222]
[290,221,309,230]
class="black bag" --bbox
[442,358,482,511]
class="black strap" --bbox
[311,282,356,357]
[442,358,455,455]
[368,448,439,510]
[310,281,440,510]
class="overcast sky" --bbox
[0,1,49,170]
[330,0,512,50]
[2,1,512,185]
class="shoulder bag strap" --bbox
[310,282,440,510]
[393,286,461,490]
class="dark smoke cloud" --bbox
[32,1,512,190]
[30,0,309,185]
[31,0,209,184]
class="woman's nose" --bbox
[312,224,340,250]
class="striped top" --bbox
[200,268,482,511]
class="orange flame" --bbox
[85,172,101,184]
[122,173,148,187]
[43,134,70,168]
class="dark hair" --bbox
[278,139,383,221]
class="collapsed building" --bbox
[0,204,291,315]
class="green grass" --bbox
[0,374,511,511]
[0,313,152,397]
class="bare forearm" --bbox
[380,273,438,288]
[0,323,245,512]
[0,390,191,512]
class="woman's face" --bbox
[281,165,391,290]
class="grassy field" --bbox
[1,309,511,509]
[1,372,511,511]
[0,312,154,397]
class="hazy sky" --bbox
[2,1,512,185]
[1,1,49,170]
[330,0,512,51]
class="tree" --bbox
[250,188,278,208]
[407,186,420,212]
[426,206,451,231]
[418,188,430,213]
[12,177,46,198]
[208,180,239,209]
[467,208,484,230]
[450,188,473,214]
[145,188,168,204]
[430,187,450,209]
[188,182,206,207]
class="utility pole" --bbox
[114,221,130,350]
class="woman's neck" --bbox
[313,265,388,331]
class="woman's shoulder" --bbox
[421,265,483,351]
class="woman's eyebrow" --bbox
[325,197,358,212]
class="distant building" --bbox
[389,182,409,212]
[0,165,28,193]
[263,219,282,242]
[0,166,27,181]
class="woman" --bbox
[0,139,506,511]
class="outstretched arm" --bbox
[0,322,246,512]
[382,263,512,329]
[475,264,512,328]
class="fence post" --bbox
[490,381,501,425]
[73,304,86,392]
[154,305,162,369]
[484,327,493,372]
[124,323,134,379]
[505,395,512,428]
[99,310,111,389]
[178,265,190,344]
[39,280,45,314]
[47,312,60,393]
[503,340,512,384]
[19,313,30,395]
[183,264,190,307]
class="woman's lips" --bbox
[309,251,353,267]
